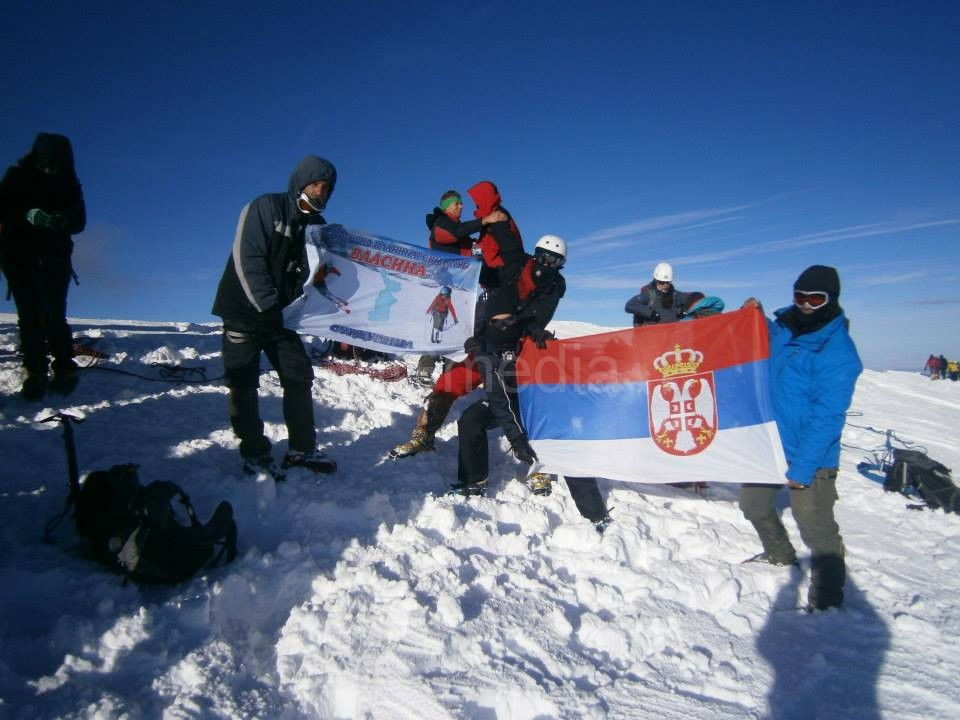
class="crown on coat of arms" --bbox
[654,344,704,377]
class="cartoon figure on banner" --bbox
[311,262,350,314]
[648,344,717,455]
[425,286,458,343]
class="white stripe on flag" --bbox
[529,422,787,485]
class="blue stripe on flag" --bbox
[520,359,771,441]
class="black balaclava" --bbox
[653,279,674,308]
[785,264,842,336]
[30,133,75,175]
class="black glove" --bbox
[510,435,538,465]
[528,327,554,349]
[256,306,285,333]
[676,308,686,320]
[464,335,483,356]
[649,310,660,323]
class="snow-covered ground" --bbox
[1,314,958,720]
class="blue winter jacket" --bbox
[768,306,862,486]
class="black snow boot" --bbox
[807,553,846,611]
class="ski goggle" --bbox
[535,248,565,269]
[793,290,829,309]
[489,315,518,330]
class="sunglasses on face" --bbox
[794,290,829,309]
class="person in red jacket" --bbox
[466,181,525,296]
[426,286,459,343]
[392,243,557,460]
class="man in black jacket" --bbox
[0,133,86,400]
[212,155,338,478]
[624,262,698,326]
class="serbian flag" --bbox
[517,308,787,485]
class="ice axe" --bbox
[40,412,85,541]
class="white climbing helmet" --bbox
[653,262,673,283]
[535,234,567,259]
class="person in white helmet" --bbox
[451,234,568,495]
[624,261,699,326]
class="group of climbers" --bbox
[1,139,862,611]
[924,354,957,380]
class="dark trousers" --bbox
[740,468,845,607]
[566,477,607,522]
[3,254,74,376]
[456,353,526,484]
[221,327,316,458]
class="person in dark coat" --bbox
[452,235,566,495]
[739,265,862,612]
[624,262,698,326]
[425,190,505,256]
[0,133,86,400]
[212,155,339,478]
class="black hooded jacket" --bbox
[0,133,85,265]
[212,156,337,330]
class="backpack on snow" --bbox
[74,463,238,584]
[883,448,960,514]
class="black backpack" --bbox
[883,448,960,514]
[75,464,238,583]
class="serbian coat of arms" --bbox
[647,344,718,456]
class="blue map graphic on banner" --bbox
[370,269,402,322]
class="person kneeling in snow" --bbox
[739,265,862,611]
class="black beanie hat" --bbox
[794,265,840,299]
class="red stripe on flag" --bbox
[516,307,769,385]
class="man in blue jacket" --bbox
[740,265,862,611]
[212,155,338,479]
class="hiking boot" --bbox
[742,552,799,568]
[20,372,48,401]
[50,365,80,396]
[449,478,487,497]
[593,515,613,535]
[528,472,553,496]
[243,454,286,481]
[412,373,434,387]
[282,449,337,474]
[389,430,435,459]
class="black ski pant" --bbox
[3,253,74,376]
[221,327,316,459]
[565,477,607,522]
[740,468,845,608]
[457,352,525,484]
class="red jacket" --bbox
[467,181,524,287]
[427,294,458,322]
[433,358,482,397]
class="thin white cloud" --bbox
[589,217,960,274]
[854,271,926,288]
[571,205,752,256]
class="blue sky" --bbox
[2,1,957,369]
